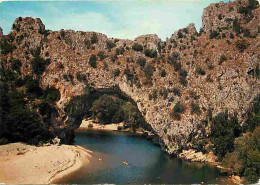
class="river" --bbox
[55,130,230,184]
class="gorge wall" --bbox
[1,0,260,154]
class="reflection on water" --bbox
[55,130,229,184]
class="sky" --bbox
[0,0,232,40]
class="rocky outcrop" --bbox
[179,149,218,164]
[202,0,259,35]
[0,27,3,37]
[1,0,259,155]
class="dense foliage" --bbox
[223,127,260,183]
[91,95,149,131]
[89,54,97,68]
[132,43,143,51]
[0,64,55,145]
[210,111,241,160]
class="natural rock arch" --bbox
[3,0,260,154]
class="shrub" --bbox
[91,33,98,44]
[24,76,44,98]
[171,112,181,120]
[209,30,219,39]
[159,88,168,99]
[168,52,181,71]
[189,91,199,100]
[177,31,183,38]
[138,57,146,68]
[132,43,143,51]
[219,54,227,65]
[218,14,222,20]
[206,74,214,82]
[144,49,157,58]
[191,102,201,115]
[243,95,260,132]
[173,62,182,72]
[173,88,181,96]
[179,69,188,86]
[31,56,50,76]
[144,64,155,85]
[173,102,185,114]
[233,19,242,34]
[88,124,94,128]
[84,39,91,49]
[161,69,167,77]
[179,69,188,78]
[170,39,178,48]
[106,40,116,50]
[236,40,248,52]
[76,72,86,82]
[152,89,158,101]
[0,138,8,145]
[89,54,97,68]
[239,6,251,15]
[97,51,106,60]
[124,68,134,82]
[0,39,15,54]
[113,69,120,77]
[44,88,60,103]
[248,0,259,9]
[192,138,207,153]
[196,67,206,75]
[117,126,123,130]
[115,47,124,55]
[11,58,22,72]
[110,55,118,63]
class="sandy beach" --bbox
[79,119,124,131]
[0,142,92,184]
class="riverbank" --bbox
[178,149,243,184]
[79,119,155,136]
[78,119,159,145]
[79,119,124,131]
[0,142,92,184]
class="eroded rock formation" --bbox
[1,0,259,154]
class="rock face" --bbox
[202,0,259,35]
[0,27,3,37]
[1,0,260,154]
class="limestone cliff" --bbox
[0,0,259,154]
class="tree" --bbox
[122,102,146,130]
[138,57,146,68]
[11,58,22,72]
[89,54,97,68]
[91,33,98,44]
[209,30,219,39]
[0,38,14,54]
[91,95,124,124]
[223,127,260,183]
[210,111,241,160]
[144,49,157,58]
[132,43,143,51]
[106,40,116,49]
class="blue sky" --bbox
[0,0,231,40]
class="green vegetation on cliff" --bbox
[208,95,260,183]
[221,95,260,183]
[0,64,55,145]
[210,111,241,160]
